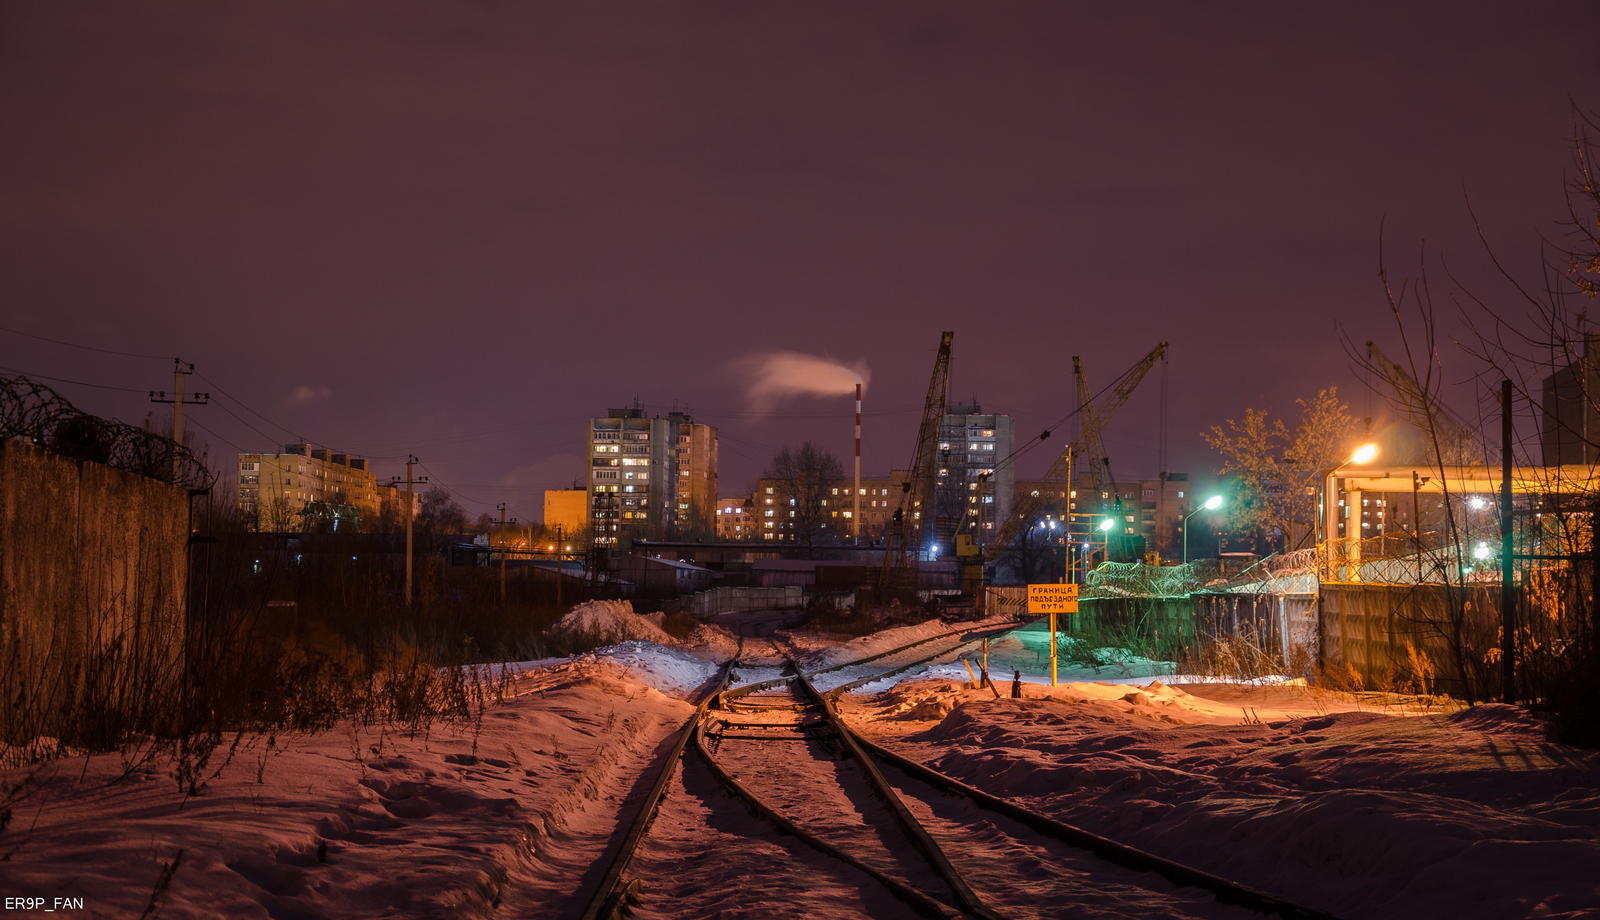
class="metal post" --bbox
[403,454,416,611]
[1500,380,1515,703]
[1049,610,1057,686]
[1347,489,1363,583]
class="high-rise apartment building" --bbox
[238,444,378,532]
[588,408,678,545]
[671,413,718,532]
[935,404,1014,548]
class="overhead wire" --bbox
[0,363,155,395]
[0,324,171,361]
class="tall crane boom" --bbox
[988,341,1168,554]
[882,331,953,589]
[1366,340,1470,446]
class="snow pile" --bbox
[795,618,955,671]
[544,599,673,646]
[677,622,741,662]
[575,640,721,697]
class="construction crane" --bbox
[881,331,953,593]
[985,342,1168,557]
[1366,340,1472,450]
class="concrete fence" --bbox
[1319,582,1502,698]
[689,585,805,618]
[0,439,188,741]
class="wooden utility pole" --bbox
[390,456,427,606]
[148,359,208,480]
[1500,381,1516,703]
[491,503,518,604]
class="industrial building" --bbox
[1541,332,1600,466]
[543,486,589,536]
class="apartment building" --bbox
[589,408,678,545]
[935,404,1015,547]
[238,444,378,532]
[672,413,719,532]
[755,470,912,542]
[1015,471,1192,555]
[714,496,756,540]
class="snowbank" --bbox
[676,622,741,662]
[794,618,956,671]
[0,670,694,918]
[876,694,1600,920]
[578,640,722,697]
[543,599,674,645]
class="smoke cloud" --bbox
[283,385,333,406]
[739,351,870,410]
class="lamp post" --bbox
[1321,443,1379,581]
[1182,495,1224,563]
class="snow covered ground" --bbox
[852,680,1600,920]
[3,613,1597,919]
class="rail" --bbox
[575,641,742,920]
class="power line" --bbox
[0,324,170,361]
[191,371,310,446]
[0,364,153,394]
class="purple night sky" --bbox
[1,3,1595,521]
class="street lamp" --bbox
[1321,442,1380,580]
[1183,495,1223,563]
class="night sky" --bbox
[2,3,1595,521]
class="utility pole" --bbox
[389,456,427,606]
[149,359,209,480]
[490,503,518,604]
[553,524,564,609]
[1500,381,1516,703]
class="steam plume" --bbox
[739,351,870,410]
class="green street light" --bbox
[1098,517,1116,532]
[1184,496,1224,564]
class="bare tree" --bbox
[1203,388,1356,552]
[416,486,467,536]
[764,441,844,559]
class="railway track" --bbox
[576,624,1343,920]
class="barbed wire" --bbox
[1,374,215,490]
